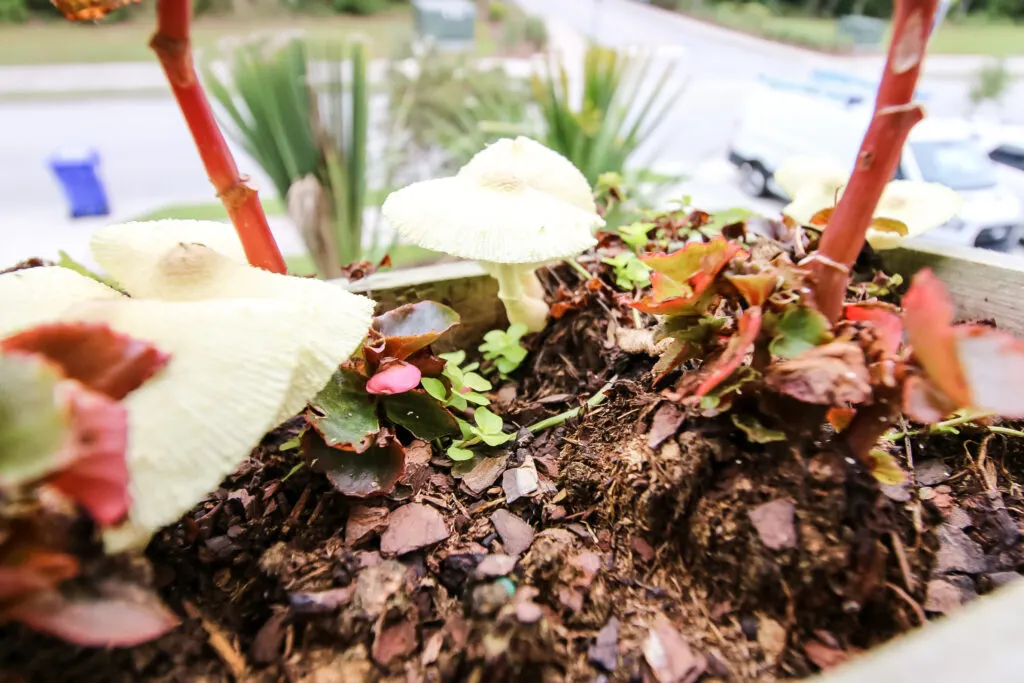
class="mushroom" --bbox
[0,266,124,338]
[382,138,602,332]
[777,157,962,250]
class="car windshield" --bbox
[910,140,998,191]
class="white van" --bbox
[727,82,1024,252]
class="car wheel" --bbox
[739,161,768,197]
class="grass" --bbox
[129,196,441,275]
[690,6,1023,56]
[0,8,417,66]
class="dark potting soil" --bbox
[2,263,1023,683]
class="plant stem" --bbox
[988,426,1024,438]
[809,0,938,322]
[150,0,286,274]
[890,409,996,440]
[564,257,593,280]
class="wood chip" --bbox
[648,403,686,449]
[502,456,539,504]
[490,509,535,556]
[475,554,518,578]
[184,601,248,681]
[749,499,797,550]
[380,503,450,557]
[251,611,289,665]
[588,617,620,672]
[643,615,705,683]
[460,453,509,495]
[372,617,418,666]
[346,505,390,546]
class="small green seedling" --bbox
[618,221,655,251]
[479,323,529,375]
[421,351,492,411]
[447,406,515,460]
[601,252,651,291]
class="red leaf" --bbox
[725,271,778,306]
[826,407,856,432]
[845,304,903,356]
[902,270,970,407]
[366,361,422,396]
[765,342,873,406]
[4,582,179,647]
[696,307,763,397]
[371,302,460,361]
[1,322,169,400]
[49,382,131,526]
[303,431,406,498]
[0,551,79,603]
[641,238,746,287]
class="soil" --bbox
[2,263,1024,683]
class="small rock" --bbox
[475,554,518,578]
[880,483,912,502]
[631,536,656,562]
[739,615,759,641]
[914,460,950,486]
[512,586,544,623]
[918,486,936,501]
[643,615,705,683]
[460,453,509,495]
[648,404,686,449]
[803,640,851,671]
[421,630,444,666]
[354,561,407,617]
[204,535,238,560]
[934,524,986,575]
[380,503,450,557]
[924,577,977,614]
[748,499,797,551]
[569,551,602,588]
[503,456,540,504]
[438,553,483,592]
[981,572,1021,591]
[372,618,417,666]
[490,509,535,556]
[345,505,389,546]
[944,507,972,529]
[589,617,620,672]
[289,587,354,614]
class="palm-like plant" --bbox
[202,34,371,276]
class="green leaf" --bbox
[382,391,461,440]
[420,377,449,403]
[447,445,476,461]
[731,414,787,444]
[506,324,528,343]
[448,393,469,411]
[867,449,907,486]
[0,353,68,485]
[457,419,475,441]
[462,372,492,392]
[307,369,379,452]
[768,306,833,359]
[279,436,301,452]
[372,302,461,361]
[475,430,515,447]
[303,431,405,498]
[56,251,120,289]
[439,350,466,366]
[474,406,504,435]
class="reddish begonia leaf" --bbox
[0,551,79,603]
[48,382,131,526]
[371,302,460,361]
[641,238,746,288]
[725,271,778,307]
[303,430,406,498]
[366,361,422,396]
[902,375,957,423]
[902,270,970,407]
[696,306,763,397]
[307,369,379,453]
[845,304,903,356]
[1,322,169,400]
[765,342,873,406]
[3,581,179,647]
[650,271,688,301]
[826,406,856,432]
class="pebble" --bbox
[934,524,987,575]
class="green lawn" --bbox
[695,7,1023,56]
[129,198,441,275]
[0,9,416,66]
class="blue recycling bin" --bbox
[48,148,110,219]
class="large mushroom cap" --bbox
[90,219,249,271]
[382,175,600,264]
[89,221,375,420]
[61,297,305,552]
[458,136,598,214]
[0,267,124,339]
[774,156,849,200]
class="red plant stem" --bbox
[150,0,286,274]
[810,0,939,323]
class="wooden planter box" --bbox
[339,239,1024,682]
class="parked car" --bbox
[727,80,1024,252]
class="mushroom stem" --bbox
[487,263,549,333]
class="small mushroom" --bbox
[382,138,602,332]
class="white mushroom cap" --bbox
[90,219,249,273]
[89,222,375,422]
[381,175,600,265]
[459,136,598,214]
[61,297,306,552]
[774,156,849,200]
[0,267,124,339]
